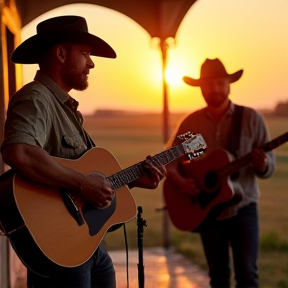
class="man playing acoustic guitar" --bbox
[165,58,275,288]
[0,15,166,288]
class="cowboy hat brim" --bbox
[12,30,116,64]
[183,70,243,87]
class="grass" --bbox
[83,112,288,288]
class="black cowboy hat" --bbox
[183,58,243,87]
[12,15,116,64]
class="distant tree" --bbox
[274,100,288,117]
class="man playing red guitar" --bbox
[165,58,275,288]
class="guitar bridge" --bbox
[61,189,84,226]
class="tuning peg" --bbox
[187,154,193,160]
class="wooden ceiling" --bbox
[14,0,198,39]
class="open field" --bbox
[83,112,288,288]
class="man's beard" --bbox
[205,93,228,107]
[62,63,89,91]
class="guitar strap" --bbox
[228,104,244,180]
[228,104,244,157]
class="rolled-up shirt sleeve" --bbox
[1,90,50,153]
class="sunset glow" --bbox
[20,0,288,115]
[165,65,183,87]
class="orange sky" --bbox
[21,0,288,115]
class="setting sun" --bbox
[165,65,183,86]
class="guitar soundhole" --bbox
[204,171,218,189]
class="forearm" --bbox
[2,143,85,192]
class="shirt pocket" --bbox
[61,133,87,158]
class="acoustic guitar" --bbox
[0,131,206,276]
[164,132,288,232]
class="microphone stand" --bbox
[137,206,147,288]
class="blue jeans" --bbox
[27,242,116,288]
[200,203,259,288]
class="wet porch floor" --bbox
[109,247,209,288]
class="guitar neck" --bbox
[107,144,186,190]
[218,132,288,178]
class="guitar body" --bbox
[0,147,137,276]
[164,148,241,232]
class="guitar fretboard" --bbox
[218,132,288,178]
[107,144,185,190]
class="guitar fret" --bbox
[263,132,288,152]
[109,175,124,190]
[218,132,288,178]
[218,154,251,178]
[154,146,182,165]
[108,164,143,189]
[122,165,143,184]
[109,178,117,190]
[106,144,187,190]
[104,133,207,190]
[109,176,121,190]
[165,148,177,162]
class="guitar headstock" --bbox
[177,131,207,160]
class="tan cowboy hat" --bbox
[183,58,243,87]
[12,15,116,64]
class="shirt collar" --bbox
[34,70,78,107]
[65,97,80,111]
[205,100,235,119]
[229,101,235,113]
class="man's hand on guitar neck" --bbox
[251,148,268,174]
[129,155,167,189]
